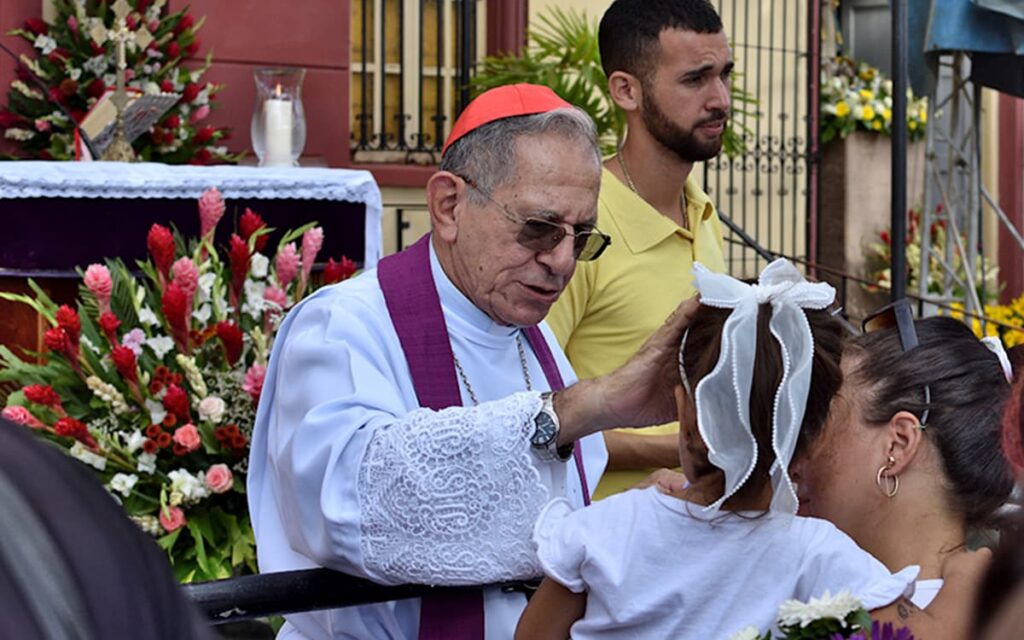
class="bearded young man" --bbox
[546,0,732,498]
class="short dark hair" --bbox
[681,303,844,505]
[845,317,1015,529]
[599,0,723,80]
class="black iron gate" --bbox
[703,0,822,279]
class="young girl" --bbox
[516,260,921,639]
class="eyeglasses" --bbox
[457,175,612,262]
[861,298,931,427]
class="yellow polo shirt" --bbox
[547,167,726,498]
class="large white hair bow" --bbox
[689,259,836,514]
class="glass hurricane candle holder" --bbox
[251,67,307,167]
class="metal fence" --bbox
[703,0,821,280]
[351,0,482,163]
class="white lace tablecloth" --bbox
[0,161,383,268]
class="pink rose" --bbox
[189,104,210,124]
[159,506,186,532]
[204,463,234,494]
[2,406,45,429]
[83,263,113,313]
[172,423,201,452]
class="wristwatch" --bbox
[531,392,573,462]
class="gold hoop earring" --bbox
[875,456,899,498]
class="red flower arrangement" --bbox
[0,188,358,582]
[1,2,236,163]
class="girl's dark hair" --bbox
[681,303,844,504]
[844,317,1015,529]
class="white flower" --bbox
[12,80,43,100]
[145,398,167,425]
[143,81,161,94]
[242,279,267,320]
[175,354,207,398]
[82,55,106,76]
[778,590,863,629]
[85,376,129,414]
[109,473,138,497]
[728,626,762,640]
[137,452,157,475]
[69,68,82,81]
[131,514,161,536]
[197,272,217,301]
[34,34,57,55]
[138,306,159,326]
[145,335,175,359]
[81,334,103,355]
[168,468,211,504]
[103,73,116,87]
[125,429,147,453]
[196,88,210,105]
[70,441,106,470]
[192,303,212,323]
[198,396,226,424]
[250,253,269,279]
[122,328,146,356]
[4,129,33,141]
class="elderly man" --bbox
[247,84,694,640]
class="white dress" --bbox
[248,243,608,639]
[534,487,919,639]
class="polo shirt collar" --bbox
[603,168,715,254]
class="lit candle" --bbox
[263,84,293,166]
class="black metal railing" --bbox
[352,0,480,158]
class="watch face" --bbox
[532,412,557,447]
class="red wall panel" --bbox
[170,0,351,166]
[0,0,39,157]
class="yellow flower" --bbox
[909,121,918,131]
[859,67,877,82]
[835,101,851,117]
[859,89,874,102]
[882,108,892,122]
[862,105,876,121]
[872,120,882,130]
[919,108,928,123]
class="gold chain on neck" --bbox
[452,332,532,406]
[616,150,690,231]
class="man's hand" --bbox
[555,297,699,444]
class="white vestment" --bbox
[248,243,608,639]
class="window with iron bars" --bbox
[351,0,487,165]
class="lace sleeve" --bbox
[357,392,548,586]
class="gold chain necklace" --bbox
[451,332,532,406]
[616,151,690,231]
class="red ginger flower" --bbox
[44,326,74,359]
[2,406,46,429]
[275,242,300,288]
[99,312,121,343]
[111,345,139,383]
[23,384,62,408]
[163,384,191,423]
[243,363,266,404]
[83,264,113,314]
[55,305,81,346]
[300,227,324,286]
[324,256,357,284]
[171,257,199,300]
[54,417,96,449]
[24,18,48,35]
[162,282,191,352]
[216,321,244,366]
[229,234,250,305]
[182,83,200,103]
[239,209,269,252]
[147,224,176,281]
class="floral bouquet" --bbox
[820,55,928,144]
[863,204,1000,305]
[0,188,357,582]
[729,590,914,640]
[952,293,1024,347]
[1,0,237,164]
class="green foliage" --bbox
[471,6,759,157]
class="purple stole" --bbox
[377,234,590,640]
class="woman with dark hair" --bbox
[792,313,1017,630]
